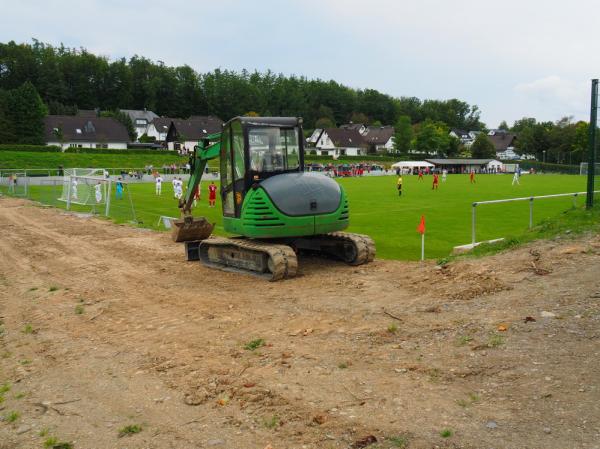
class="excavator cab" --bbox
[219,117,304,219]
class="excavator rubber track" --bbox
[198,237,298,281]
[323,232,376,265]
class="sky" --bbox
[1,0,600,127]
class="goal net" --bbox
[580,162,600,176]
[63,175,111,215]
[59,168,106,204]
[0,171,28,197]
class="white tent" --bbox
[486,159,504,172]
[391,161,435,174]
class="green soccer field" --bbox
[22,173,590,260]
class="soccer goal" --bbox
[63,175,112,216]
[0,171,28,197]
[58,168,106,204]
[579,162,600,175]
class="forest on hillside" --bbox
[0,40,484,130]
[0,40,591,163]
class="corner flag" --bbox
[417,215,426,234]
[417,215,426,261]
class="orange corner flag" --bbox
[417,215,426,234]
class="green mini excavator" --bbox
[172,116,375,280]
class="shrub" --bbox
[0,144,61,152]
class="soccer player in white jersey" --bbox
[94,182,102,203]
[71,178,78,200]
[175,178,183,200]
[172,177,178,198]
[155,175,163,195]
[512,170,520,185]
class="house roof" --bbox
[426,158,495,165]
[122,109,159,123]
[391,161,434,168]
[168,116,224,141]
[324,128,365,148]
[450,128,470,138]
[307,128,324,142]
[340,123,364,131]
[487,133,517,151]
[44,115,129,143]
[76,109,98,118]
[363,126,394,145]
[150,117,175,133]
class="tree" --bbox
[138,133,156,143]
[350,112,369,124]
[414,119,451,156]
[414,120,440,155]
[446,135,461,157]
[511,117,537,133]
[5,81,47,144]
[470,133,496,158]
[498,120,509,131]
[393,115,412,154]
[572,121,589,164]
[317,105,336,125]
[315,117,335,129]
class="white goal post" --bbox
[579,162,600,175]
[58,168,107,204]
[64,175,112,216]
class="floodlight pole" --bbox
[586,79,598,209]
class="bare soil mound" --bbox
[1,197,599,449]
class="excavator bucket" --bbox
[170,216,214,242]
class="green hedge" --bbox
[0,144,176,156]
[518,161,580,174]
[306,154,399,162]
[0,144,61,152]
[64,147,174,155]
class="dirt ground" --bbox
[0,197,599,449]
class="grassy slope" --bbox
[0,151,190,170]
[465,202,600,259]
[1,150,394,171]
[23,174,591,260]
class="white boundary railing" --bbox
[471,191,600,245]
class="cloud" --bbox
[514,76,590,119]
[2,0,600,125]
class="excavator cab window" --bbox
[220,124,234,216]
[248,127,299,174]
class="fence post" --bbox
[472,203,477,245]
[586,79,598,209]
[529,197,534,229]
[573,193,578,208]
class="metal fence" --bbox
[471,191,600,245]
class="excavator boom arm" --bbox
[179,132,221,214]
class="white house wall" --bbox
[316,133,335,149]
[47,141,128,150]
[146,124,168,142]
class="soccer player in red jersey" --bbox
[208,181,217,207]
